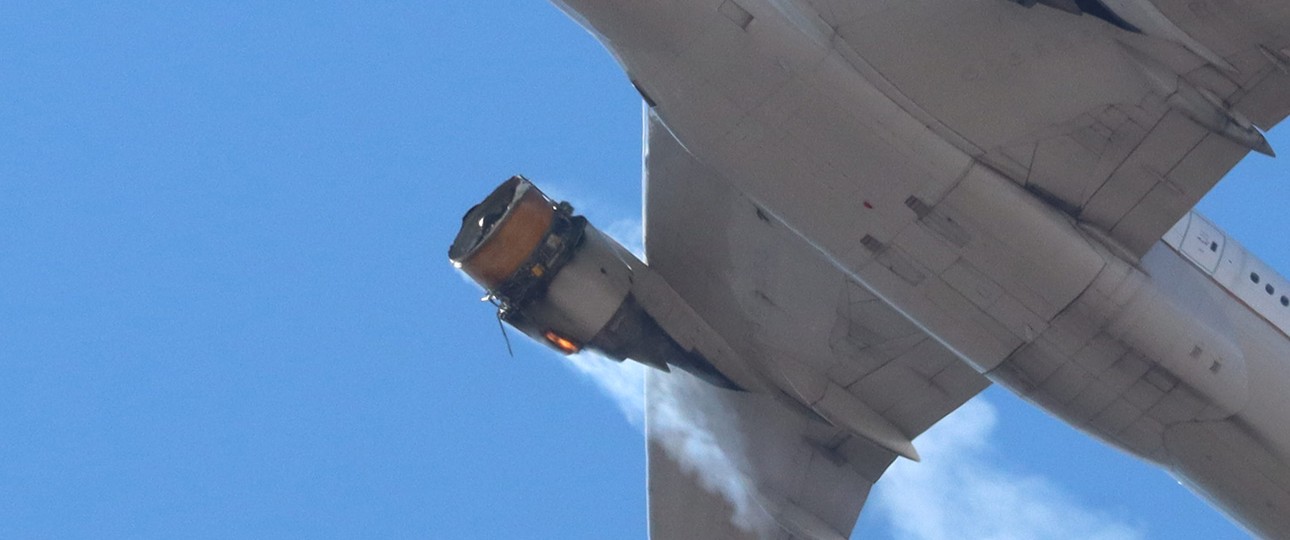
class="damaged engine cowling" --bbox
[450,176,739,389]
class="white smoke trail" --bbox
[873,397,1145,540]
[559,219,775,534]
[562,352,647,425]
[562,352,773,535]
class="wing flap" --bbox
[812,0,1290,257]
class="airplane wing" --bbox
[643,115,989,539]
[453,2,1290,537]
[811,0,1290,256]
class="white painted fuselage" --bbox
[551,0,1290,536]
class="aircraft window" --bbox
[1252,272,1261,284]
[1282,296,1289,307]
[1210,241,1218,252]
[1267,284,1276,295]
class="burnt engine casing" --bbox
[450,176,738,389]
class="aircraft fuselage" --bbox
[551,0,1290,535]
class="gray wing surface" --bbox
[808,0,1290,255]
[643,114,989,539]
[634,2,1290,537]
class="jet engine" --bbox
[450,176,739,389]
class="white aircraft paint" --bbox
[502,0,1290,536]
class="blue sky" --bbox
[1,2,1283,538]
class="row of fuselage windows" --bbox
[1249,272,1290,307]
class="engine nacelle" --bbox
[450,176,739,389]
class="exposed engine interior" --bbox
[451,176,740,390]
